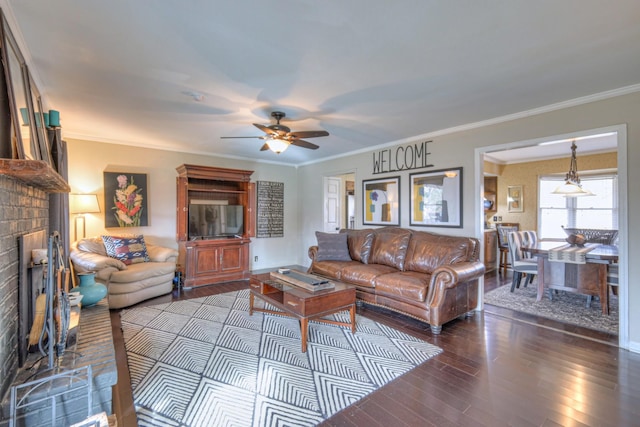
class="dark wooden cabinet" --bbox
[176,164,255,288]
[484,230,498,272]
[182,238,249,287]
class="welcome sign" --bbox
[372,140,433,174]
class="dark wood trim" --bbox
[0,159,69,192]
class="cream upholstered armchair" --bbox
[70,235,178,309]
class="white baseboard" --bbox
[626,340,640,354]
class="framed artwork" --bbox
[26,72,52,165]
[1,14,37,160]
[256,181,284,238]
[410,167,463,228]
[507,185,523,212]
[104,172,149,227]
[363,176,400,226]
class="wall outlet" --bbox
[498,216,502,221]
[254,256,258,262]
[493,216,498,221]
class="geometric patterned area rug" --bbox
[484,284,618,335]
[120,289,443,427]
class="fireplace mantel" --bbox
[0,159,70,193]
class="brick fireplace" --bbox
[0,174,50,399]
[0,163,117,425]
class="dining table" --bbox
[524,241,618,315]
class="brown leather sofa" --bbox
[308,227,485,334]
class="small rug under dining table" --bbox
[484,284,618,334]
[120,289,443,426]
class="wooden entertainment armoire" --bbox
[176,164,255,288]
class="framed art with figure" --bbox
[410,167,463,228]
[104,172,148,227]
[508,185,523,213]
[363,176,400,226]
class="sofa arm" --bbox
[70,250,127,273]
[308,246,319,261]
[147,245,178,263]
[426,261,486,306]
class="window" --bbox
[538,173,617,240]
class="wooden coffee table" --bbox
[249,271,356,352]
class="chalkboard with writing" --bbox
[256,181,284,238]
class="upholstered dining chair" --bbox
[496,223,519,275]
[507,230,538,292]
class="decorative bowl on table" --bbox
[566,233,586,247]
[562,227,618,245]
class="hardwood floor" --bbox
[110,271,640,426]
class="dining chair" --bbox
[507,230,538,292]
[496,223,519,275]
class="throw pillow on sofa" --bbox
[102,235,150,265]
[315,232,352,261]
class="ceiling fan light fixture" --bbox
[221,110,327,153]
[551,141,595,197]
[267,138,289,154]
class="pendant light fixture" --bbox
[551,141,594,197]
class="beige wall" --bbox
[298,90,639,350]
[67,90,639,350]
[66,139,301,269]
[488,152,617,231]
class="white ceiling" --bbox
[484,132,618,164]
[3,1,639,165]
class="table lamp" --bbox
[69,194,100,241]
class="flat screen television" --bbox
[188,203,244,239]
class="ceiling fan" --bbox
[221,111,329,154]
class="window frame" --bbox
[538,171,618,240]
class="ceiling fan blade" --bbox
[253,123,278,135]
[288,130,329,139]
[290,139,319,150]
[220,136,264,139]
[260,143,270,151]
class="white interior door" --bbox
[324,177,341,232]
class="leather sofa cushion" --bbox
[341,229,374,264]
[404,231,472,274]
[310,260,357,279]
[108,272,173,296]
[77,237,108,257]
[369,228,412,270]
[340,263,398,288]
[108,261,176,283]
[375,271,429,302]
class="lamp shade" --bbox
[69,194,100,214]
[551,182,594,197]
[267,138,289,154]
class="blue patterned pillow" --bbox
[102,235,150,265]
